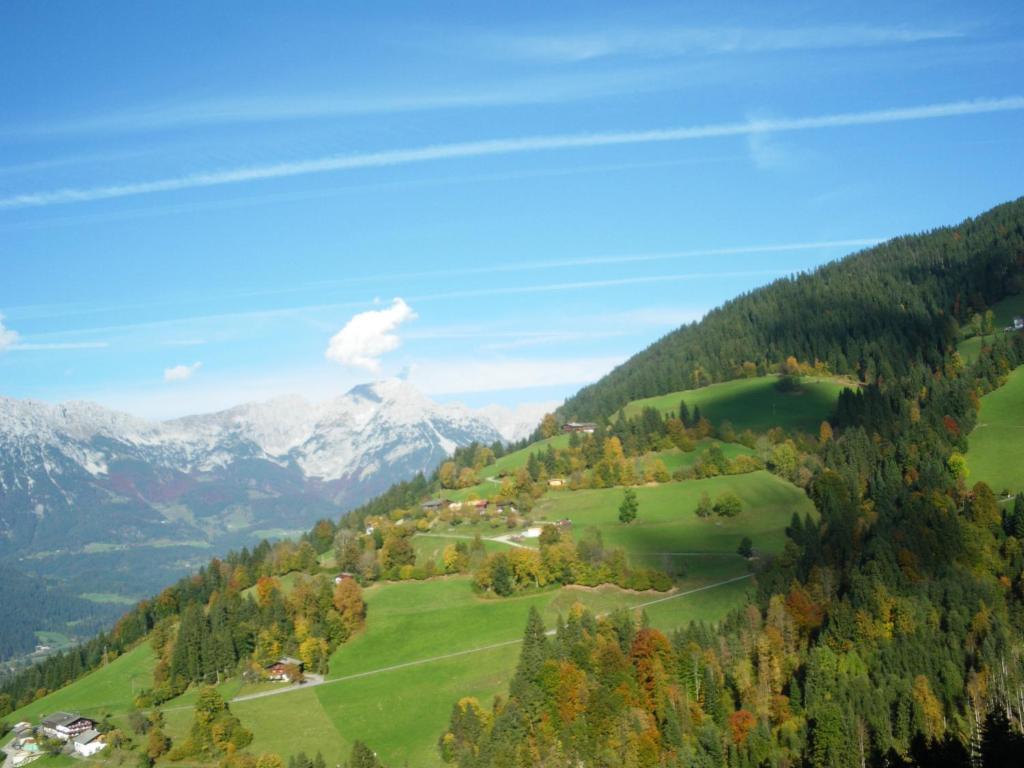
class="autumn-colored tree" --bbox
[256,754,285,768]
[438,461,458,489]
[333,578,366,634]
[818,420,833,444]
[539,413,559,439]
[729,709,757,745]
[255,576,280,608]
[911,675,944,741]
[146,728,170,760]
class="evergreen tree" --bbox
[618,488,639,524]
[347,741,383,768]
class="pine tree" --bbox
[347,741,383,768]
[509,607,548,720]
[678,399,691,426]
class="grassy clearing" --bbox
[956,294,1024,364]
[444,435,571,501]
[80,592,138,605]
[6,642,156,724]
[648,439,756,474]
[967,365,1024,494]
[411,533,509,566]
[620,376,847,434]
[534,471,813,562]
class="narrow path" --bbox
[414,532,530,549]
[224,573,752,705]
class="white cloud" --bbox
[0,315,20,351]
[325,298,417,372]
[2,96,1021,209]
[164,362,202,382]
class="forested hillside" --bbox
[0,565,121,661]
[560,198,1024,421]
[437,202,1024,766]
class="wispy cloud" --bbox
[10,341,109,351]
[6,69,673,139]
[164,362,202,382]
[2,96,1019,210]
[480,24,966,62]
[1,238,874,325]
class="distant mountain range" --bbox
[0,380,545,639]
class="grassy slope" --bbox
[967,365,1024,494]
[5,641,155,724]
[620,376,847,433]
[956,294,1024,365]
[648,439,755,474]
[534,471,813,560]
[237,472,808,766]
[238,572,748,767]
[444,435,571,501]
[411,533,509,566]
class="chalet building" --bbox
[548,478,566,488]
[448,501,463,511]
[72,730,106,757]
[1014,316,1024,330]
[421,499,452,511]
[561,422,597,434]
[334,572,355,585]
[39,712,95,742]
[555,518,573,530]
[471,499,490,513]
[495,501,518,515]
[265,656,304,682]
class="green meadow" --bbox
[956,293,1024,365]
[534,470,813,563]
[620,375,847,433]
[647,439,756,474]
[237,572,752,767]
[967,365,1024,494]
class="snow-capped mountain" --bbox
[0,380,504,563]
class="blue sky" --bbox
[1,1,1022,418]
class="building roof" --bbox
[267,656,303,667]
[73,729,101,745]
[41,712,86,728]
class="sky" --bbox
[1,1,1023,419]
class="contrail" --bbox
[2,96,1021,210]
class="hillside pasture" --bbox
[648,439,756,474]
[967,365,1024,494]
[620,376,847,434]
[240,568,754,767]
[533,471,813,567]
[956,294,1024,365]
